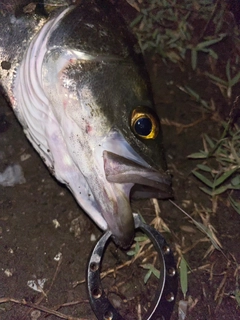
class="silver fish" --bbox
[0,0,172,247]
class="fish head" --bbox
[13,2,173,248]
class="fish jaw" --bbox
[100,181,135,248]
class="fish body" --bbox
[0,1,172,247]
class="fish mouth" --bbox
[102,150,172,248]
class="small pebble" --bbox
[20,153,31,161]
[52,219,60,228]
[90,233,96,242]
[4,269,13,277]
[54,252,62,261]
[30,310,41,320]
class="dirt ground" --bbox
[1,4,240,320]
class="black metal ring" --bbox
[87,213,178,320]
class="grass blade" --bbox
[180,257,188,299]
[144,270,152,284]
[229,71,240,87]
[208,48,218,59]
[213,168,238,188]
[204,134,216,149]
[212,184,231,195]
[184,86,200,99]
[188,152,209,159]
[130,14,143,27]
[191,48,197,70]
[205,72,227,86]
[231,175,240,187]
[199,186,213,196]
[192,170,213,188]
[196,34,226,49]
[197,164,212,172]
[229,196,240,215]
[226,59,231,83]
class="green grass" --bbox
[126,0,240,307]
[130,0,229,67]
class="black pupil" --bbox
[134,117,152,136]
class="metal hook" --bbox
[87,213,178,320]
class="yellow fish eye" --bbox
[131,107,159,139]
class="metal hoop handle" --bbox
[87,213,178,320]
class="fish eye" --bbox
[131,107,159,139]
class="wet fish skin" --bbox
[0,1,172,248]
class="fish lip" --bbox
[103,150,173,199]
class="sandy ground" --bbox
[0,7,240,318]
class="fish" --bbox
[0,0,172,248]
